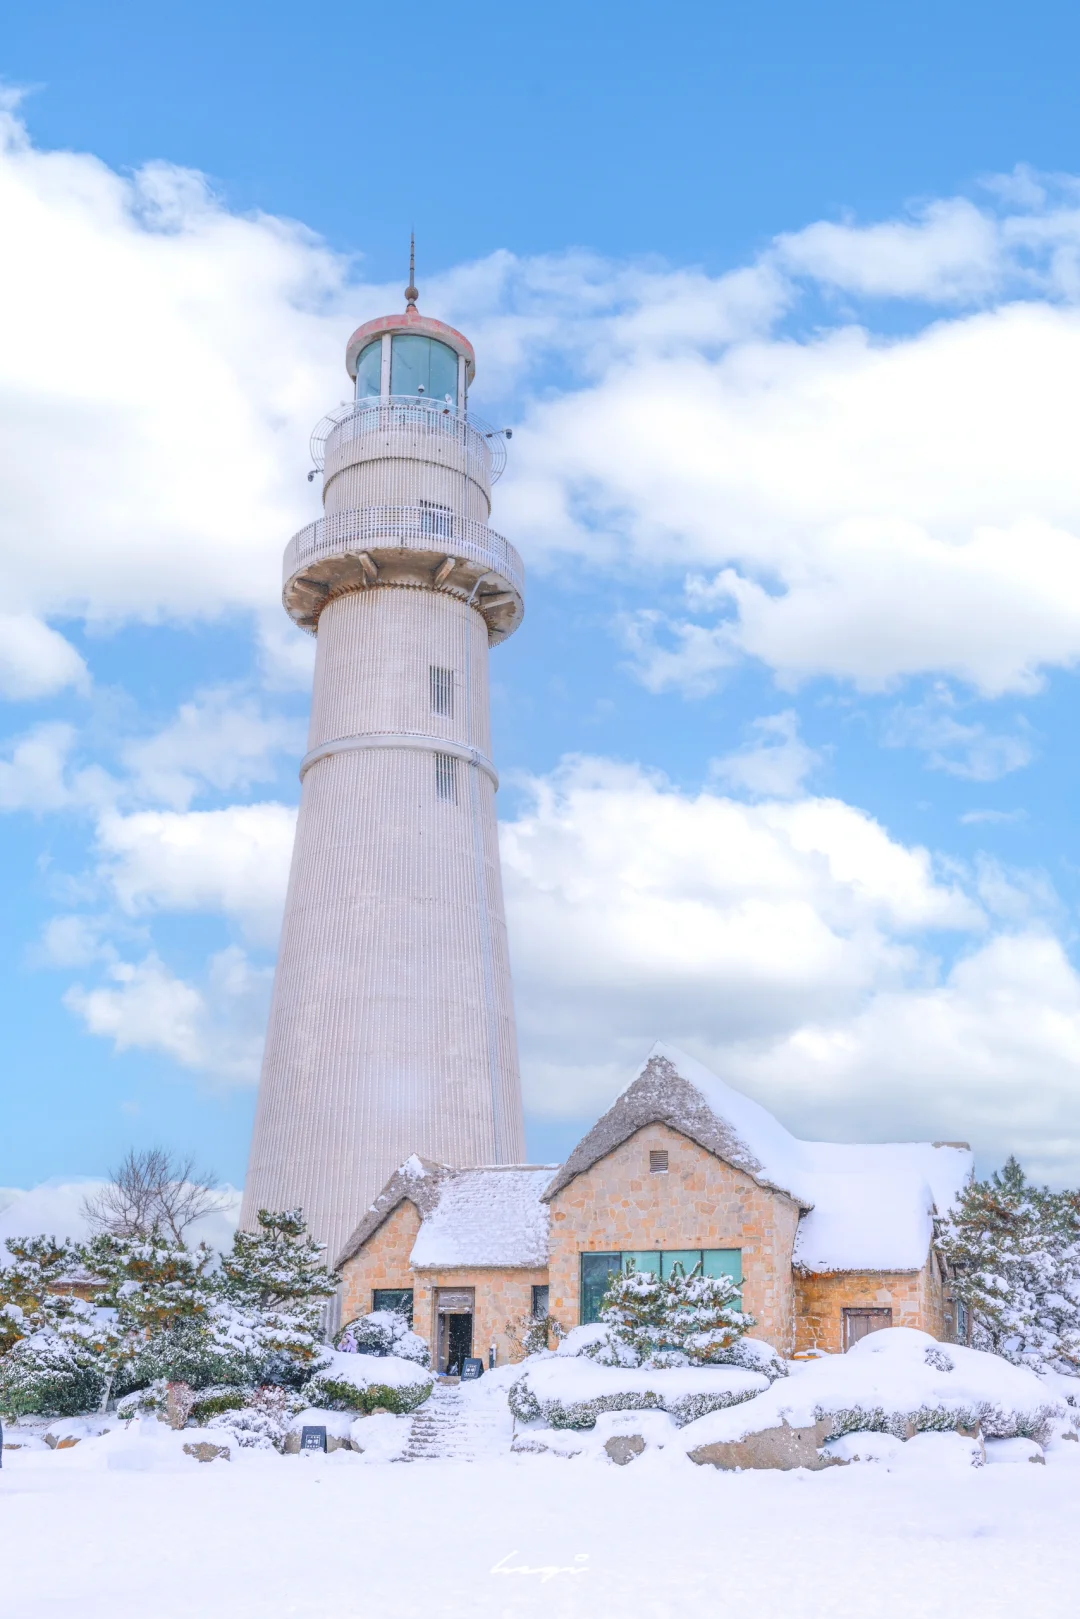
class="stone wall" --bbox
[793,1252,945,1353]
[339,1198,547,1367]
[339,1199,422,1324]
[546,1122,802,1353]
[411,1267,550,1368]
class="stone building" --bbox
[337,1044,973,1370]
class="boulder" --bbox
[689,1417,839,1471]
[183,1441,231,1464]
[604,1434,645,1466]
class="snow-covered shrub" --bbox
[508,1355,769,1430]
[0,1236,84,1356]
[116,1379,170,1419]
[336,1309,430,1367]
[592,1261,753,1369]
[206,1385,306,1449]
[302,1349,433,1415]
[0,1330,106,1417]
[679,1328,1068,1453]
[189,1385,249,1423]
[504,1313,565,1360]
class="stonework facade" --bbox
[793,1253,948,1354]
[335,1045,971,1364]
[545,1122,802,1352]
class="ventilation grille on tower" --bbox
[430,665,454,717]
[435,753,459,803]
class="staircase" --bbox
[400,1379,513,1462]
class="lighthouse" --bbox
[241,257,527,1264]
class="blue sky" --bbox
[4,0,1080,1207]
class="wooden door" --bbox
[843,1307,893,1350]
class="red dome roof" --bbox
[345,306,476,383]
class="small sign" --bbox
[301,1425,327,1452]
[460,1357,484,1380]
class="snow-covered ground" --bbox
[4,1373,1080,1619]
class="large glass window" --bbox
[355,339,383,399]
[372,1287,414,1325]
[391,333,459,401]
[579,1249,742,1324]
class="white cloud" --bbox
[122,687,303,809]
[0,721,74,810]
[65,946,271,1084]
[0,614,87,699]
[710,711,822,797]
[884,692,1033,780]
[95,802,296,943]
[498,756,1080,1178]
[501,755,981,1103]
[773,197,1004,301]
[732,931,1080,1183]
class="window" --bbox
[430,665,454,717]
[531,1285,550,1320]
[579,1249,742,1323]
[842,1307,892,1350]
[420,499,453,540]
[649,1149,669,1174]
[372,1288,414,1326]
[435,752,458,803]
[355,339,383,399]
[391,333,459,402]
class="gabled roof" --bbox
[542,1043,816,1208]
[334,1155,453,1269]
[543,1042,974,1274]
[334,1157,556,1272]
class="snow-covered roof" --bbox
[334,1157,555,1272]
[544,1042,973,1274]
[409,1167,554,1270]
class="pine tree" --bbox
[80,1227,216,1402]
[593,1260,754,1368]
[0,1236,82,1354]
[218,1209,335,1384]
[938,1156,1080,1375]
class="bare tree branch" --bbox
[81,1147,227,1243]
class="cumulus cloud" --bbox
[710,711,823,798]
[0,615,87,700]
[95,802,296,943]
[884,693,1033,781]
[498,757,1080,1178]
[65,947,271,1084]
[121,687,304,809]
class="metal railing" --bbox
[310,396,508,484]
[283,505,525,599]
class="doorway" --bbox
[843,1307,893,1350]
[435,1287,475,1375]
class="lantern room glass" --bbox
[391,333,459,403]
[354,339,382,398]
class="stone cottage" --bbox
[336,1044,973,1371]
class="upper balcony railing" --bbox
[283,505,525,602]
[310,396,508,484]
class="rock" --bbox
[55,1436,80,1450]
[689,1418,840,1471]
[167,1382,196,1430]
[183,1441,231,1464]
[604,1434,646,1466]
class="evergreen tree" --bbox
[219,1209,335,1384]
[938,1156,1080,1375]
[81,1227,216,1401]
[0,1236,82,1354]
[594,1260,754,1367]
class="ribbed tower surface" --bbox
[241,303,527,1266]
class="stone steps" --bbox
[400,1383,512,1462]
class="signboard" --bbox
[460,1357,484,1381]
[301,1425,327,1452]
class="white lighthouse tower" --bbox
[241,258,527,1264]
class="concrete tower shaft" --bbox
[241,304,527,1266]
